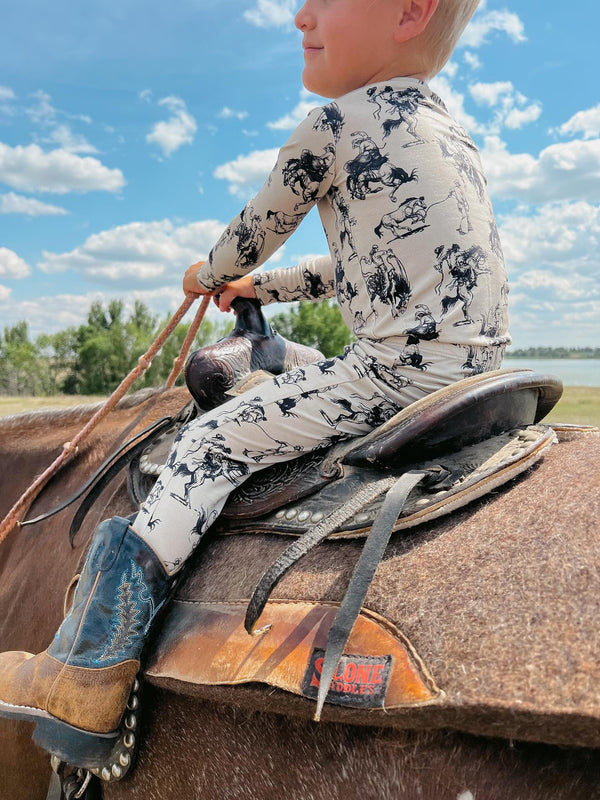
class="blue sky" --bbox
[0,0,598,348]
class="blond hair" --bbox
[419,0,480,76]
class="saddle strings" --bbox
[0,294,211,546]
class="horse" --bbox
[1,383,600,799]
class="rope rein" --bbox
[0,294,210,545]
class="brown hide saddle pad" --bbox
[144,425,600,750]
[138,369,600,748]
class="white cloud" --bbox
[557,104,600,140]
[482,136,600,204]
[0,192,68,216]
[470,81,513,107]
[267,90,321,130]
[500,201,600,275]
[0,284,10,301]
[213,148,278,196]
[146,96,197,157]
[0,286,224,337]
[139,89,153,104]
[0,142,125,194]
[26,90,57,125]
[504,104,542,129]
[469,81,541,131]
[498,202,600,347]
[461,9,526,48]
[0,247,31,278]
[463,52,481,70]
[244,0,297,29]
[0,86,15,102]
[44,124,98,154]
[498,200,600,346]
[37,218,226,285]
[512,269,590,299]
[218,107,249,120]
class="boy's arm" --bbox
[211,253,336,312]
[195,106,336,293]
[252,255,335,305]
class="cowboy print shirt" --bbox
[196,77,510,368]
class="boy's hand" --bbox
[183,261,215,297]
[216,275,257,313]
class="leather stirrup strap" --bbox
[244,476,399,634]
[315,470,427,721]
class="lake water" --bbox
[504,358,600,387]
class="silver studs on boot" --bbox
[88,676,141,783]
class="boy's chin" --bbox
[301,71,336,100]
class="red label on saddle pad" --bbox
[301,648,392,708]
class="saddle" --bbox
[122,299,600,749]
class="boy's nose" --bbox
[295,2,315,30]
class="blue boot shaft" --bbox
[49,516,171,668]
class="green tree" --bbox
[71,300,133,394]
[270,300,354,358]
[0,296,356,398]
[0,322,43,395]
[140,314,234,388]
[57,300,235,394]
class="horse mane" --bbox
[0,387,163,433]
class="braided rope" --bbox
[0,294,211,545]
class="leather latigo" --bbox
[144,600,441,709]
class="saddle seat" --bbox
[132,368,563,536]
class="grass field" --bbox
[0,395,108,417]
[542,386,600,426]
[1,386,598,426]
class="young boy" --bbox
[0,0,509,768]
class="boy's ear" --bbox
[393,0,439,43]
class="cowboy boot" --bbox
[0,515,172,768]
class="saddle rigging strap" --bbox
[244,475,402,634]
[67,404,195,545]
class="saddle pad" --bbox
[144,429,600,749]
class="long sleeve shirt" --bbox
[197,77,510,368]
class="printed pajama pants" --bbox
[134,342,492,572]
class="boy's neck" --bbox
[356,51,433,91]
